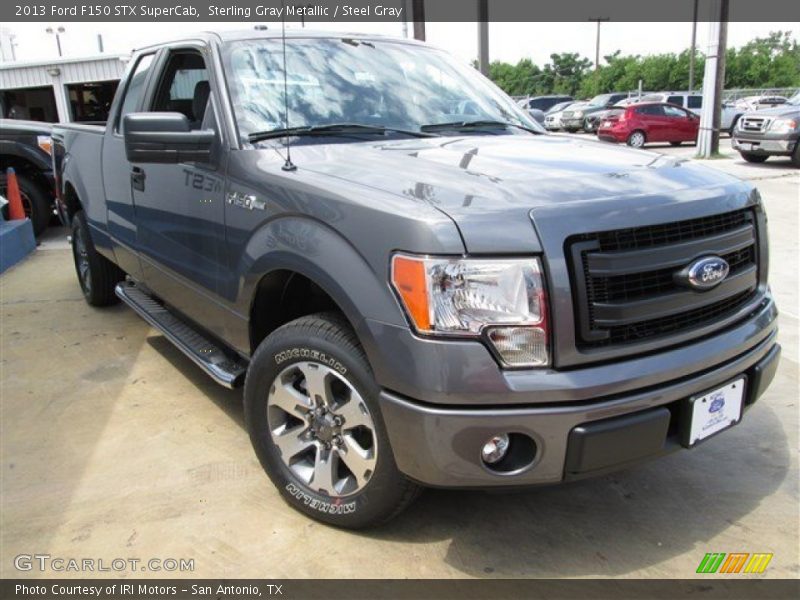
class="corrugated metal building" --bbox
[0,54,129,123]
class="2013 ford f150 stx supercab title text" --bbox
[52,31,780,528]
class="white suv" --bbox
[640,92,740,132]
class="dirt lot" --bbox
[1,138,797,579]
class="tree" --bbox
[486,31,797,99]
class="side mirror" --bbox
[124,112,214,164]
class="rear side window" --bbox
[667,95,684,106]
[116,53,155,133]
[637,105,664,116]
[687,96,703,109]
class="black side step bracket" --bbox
[115,282,247,389]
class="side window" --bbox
[637,105,664,116]
[116,53,155,133]
[150,51,209,128]
[667,95,684,107]
[687,96,703,109]
[663,105,687,118]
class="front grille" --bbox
[740,116,770,133]
[568,208,760,349]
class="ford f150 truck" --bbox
[732,91,800,166]
[52,30,780,528]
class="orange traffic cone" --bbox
[6,168,26,221]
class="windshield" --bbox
[224,37,542,141]
[587,94,612,107]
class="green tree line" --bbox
[487,31,799,99]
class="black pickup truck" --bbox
[1,119,56,235]
[53,30,780,528]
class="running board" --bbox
[115,282,247,389]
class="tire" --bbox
[71,210,125,306]
[244,312,420,529]
[739,152,768,164]
[627,130,646,148]
[791,143,800,168]
[564,128,580,134]
[0,172,51,236]
[670,141,682,147]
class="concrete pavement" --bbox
[0,144,797,579]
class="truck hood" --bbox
[740,105,800,118]
[285,133,748,253]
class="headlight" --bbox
[391,255,549,367]
[574,111,584,118]
[769,118,798,133]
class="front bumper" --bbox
[561,118,586,130]
[377,300,779,488]
[732,134,798,155]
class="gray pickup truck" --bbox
[53,30,780,528]
[732,91,800,166]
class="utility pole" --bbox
[589,17,609,72]
[411,0,425,41]
[697,0,729,157]
[477,0,489,76]
[688,0,699,92]
[589,17,609,95]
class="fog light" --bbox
[481,434,510,464]
[488,326,548,367]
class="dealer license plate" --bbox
[685,378,745,447]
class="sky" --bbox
[1,21,797,67]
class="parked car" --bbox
[544,101,580,131]
[640,92,741,132]
[518,95,573,113]
[53,30,779,528]
[732,91,800,166]
[560,92,630,132]
[584,97,646,133]
[597,102,700,148]
[0,119,56,235]
[733,95,789,112]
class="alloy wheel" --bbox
[73,227,92,294]
[267,361,377,497]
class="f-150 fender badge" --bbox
[226,191,266,211]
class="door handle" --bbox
[131,167,146,191]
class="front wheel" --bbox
[244,312,420,528]
[739,152,768,164]
[670,141,682,147]
[627,130,646,148]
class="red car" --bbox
[597,102,700,148]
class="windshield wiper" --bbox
[248,123,437,143]
[420,120,541,135]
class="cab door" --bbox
[128,46,229,321]
[103,51,158,279]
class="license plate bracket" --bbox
[681,377,746,448]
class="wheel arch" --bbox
[240,216,408,375]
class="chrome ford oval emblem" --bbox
[675,256,730,291]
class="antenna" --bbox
[280,2,297,172]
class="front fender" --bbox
[235,215,410,375]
